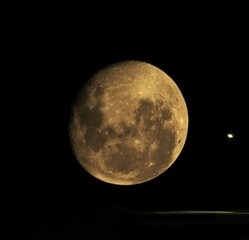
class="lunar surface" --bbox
[69,60,188,185]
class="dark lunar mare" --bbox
[133,99,177,181]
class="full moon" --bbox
[69,60,188,185]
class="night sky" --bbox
[3,5,249,239]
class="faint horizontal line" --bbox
[153,210,249,215]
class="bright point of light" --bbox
[227,133,233,139]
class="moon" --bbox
[69,60,188,185]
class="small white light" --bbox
[227,133,233,139]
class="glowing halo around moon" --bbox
[68,60,188,185]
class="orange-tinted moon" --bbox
[69,60,188,185]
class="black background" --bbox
[2,4,249,239]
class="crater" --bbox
[94,87,104,98]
